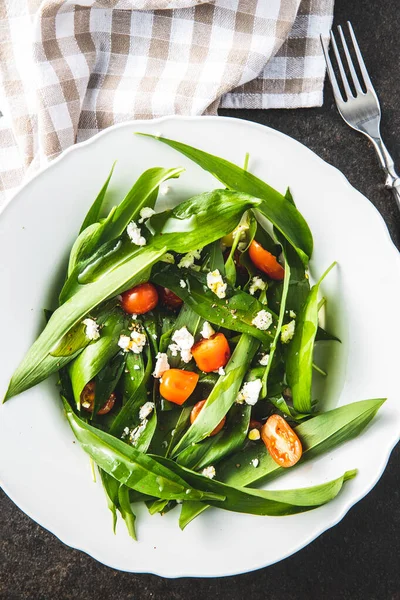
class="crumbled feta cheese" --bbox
[121,426,130,439]
[130,330,147,353]
[237,379,262,406]
[153,352,170,378]
[207,269,227,299]
[152,333,157,340]
[131,314,138,320]
[139,401,154,421]
[171,327,194,363]
[118,331,146,354]
[161,253,175,264]
[248,428,261,441]
[249,276,267,296]
[118,334,132,351]
[82,318,100,341]
[281,319,296,344]
[259,353,270,366]
[252,310,273,331]
[129,420,148,445]
[133,364,140,370]
[289,310,297,319]
[217,366,225,376]
[201,321,215,339]
[201,466,216,479]
[179,279,187,288]
[251,458,259,468]
[138,207,155,223]
[168,343,179,357]
[178,249,202,269]
[127,220,146,246]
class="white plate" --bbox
[0,117,399,578]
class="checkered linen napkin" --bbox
[0,0,334,203]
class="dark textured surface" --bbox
[1,0,399,598]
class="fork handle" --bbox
[370,137,400,212]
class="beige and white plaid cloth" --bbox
[0,0,334,203]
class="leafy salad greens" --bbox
[5,135,385,539]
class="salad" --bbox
[5,135,385,539]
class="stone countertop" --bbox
[1,0,399,598]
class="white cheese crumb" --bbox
[153,352,170,378]
[281,319,296,344]
[289,310,297,319]
[152,333,158,340]
[259,353,270,366]
[251,458,259,468]
[168,343,179,357]
[201,466,216,479]
[179,279,187,288]
[118,331,146,354]
[161,253,175,264]
[129,420,148,445]
[82,318,100,341]
[138,206,155,223]
[201,321,215,339]
[133,364,140,370]
[127,220,146,246]
[139,401,155,421]
[249,276,267,296]
[122,426,130,439]
[217,366,225,376]
[178,249,202,269]
[131,314,138,320]
[207,269,227,299]
[237,379,262,406]
[171,327,194,364]
[252,310,273,331]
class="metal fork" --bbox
[321,21,400,212]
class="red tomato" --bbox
[80,381,116,415]
[249,419,263,431]
[190,399,226,436]
[121,282,158,315]
[158,286,183,310]
[248,240,285,281]
[159,369,199,405]
[261,414,302,467]
[191,333,231,373]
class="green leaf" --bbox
[261,261,290,397]
[68,308,127,406]
[151,263,276,345]
[180,397,385,525]
[147,189,261,254]
[80,162,116,233]
[137,134,313,262]
[176,404,251,470]
[5,246,165,401]
[118,483,137,540]
[171,334,259,456]
[286,262,337,413]
[62,398,225,503]
[68,222,104,278]
[152,455,356,524]
[92,353,126,418]
[101,167,184,244]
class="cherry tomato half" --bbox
[191,333,231,373]
[190,399,226,436]
[158,286,183,310]
[159,369,199,405]
[121,282,158,315]
[261,414,302,467]
[80,381,116,415]
[248,240,285,281]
